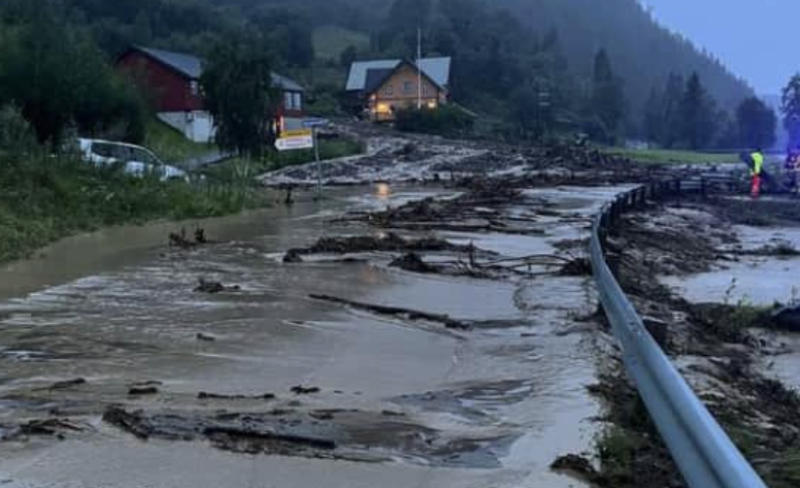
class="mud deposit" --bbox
[597,196,800,488]
[0,176,629,488]
[259,121,668,188]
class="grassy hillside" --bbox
[313,25,369,61]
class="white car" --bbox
[76,138,189,182]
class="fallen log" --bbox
[204,426,337,450]
[309,294,470,330]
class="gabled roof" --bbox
[346,57,451,92]
[271,72,305,93]
[363,68,396,94]
[360,60,446,96]
[131,46,203,79]
[121,46,304,92]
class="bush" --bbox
[394,105,475,137]
[0,104,36,153]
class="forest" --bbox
[0,0,780,149]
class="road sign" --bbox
[281,129,312,138]
[275,134,314,151]
[302,118,329,129]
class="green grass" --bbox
[144,118,215,164]
[313,25,369,61]
[608,148,740,165]
[0,151,265,264]
[203,137,364,184]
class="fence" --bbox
[590,179,769,488]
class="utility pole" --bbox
[313,127,322,200]
[417,27,422,110]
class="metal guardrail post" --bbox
[589,185,769,488]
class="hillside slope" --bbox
[497,0,752,111]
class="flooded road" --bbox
[662,224,800,306]
[0,185,621,488]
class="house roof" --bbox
[270,72,305,92]
[363,68,396,94]
[134,46,203,79]
[124,46,304,92]
[346,57,451,91]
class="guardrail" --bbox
[590,180,769,488]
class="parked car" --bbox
[74,138,189,182]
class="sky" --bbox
[641,0,792,95]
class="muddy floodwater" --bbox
[662,225,800,306]
[0,185,624,488]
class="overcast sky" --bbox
[641,0,791,95]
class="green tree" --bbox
[200,31,277,158]
[339,45,358,68]
[715,112,740,149]
[591,49,625,143]
[679,72,717,149]
[0,104,36,153]
[736,97,776,149]
[0,6,144,145]
[781,74,800,148]
[643,87,663,143]
[659,73,685,148]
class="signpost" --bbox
[275,119,330,198]
[301,118,329,199]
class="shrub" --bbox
[394,105,475,137]
[0,104,36,153]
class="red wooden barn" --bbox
[117,46,305,143]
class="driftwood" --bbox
[204,426,337,450]
[309,294,470,330]
[198,392,276,401]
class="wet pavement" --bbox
[0,184,626,488]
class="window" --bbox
[293,92,302,111]
[284,92,293,109]
[404,81,413,94]
[190,81,199,97]
[422,84,429,95]
[384,84,393,96]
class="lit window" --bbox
[404,81,413,94]
[384,84,393,96]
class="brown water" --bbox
[0,185,620,488]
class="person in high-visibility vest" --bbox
[750,149,764,198]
